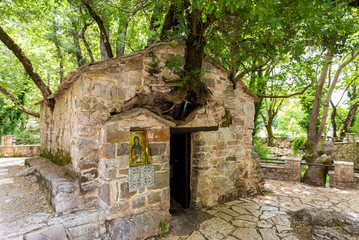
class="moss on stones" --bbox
[220,109,233,128]
[40,149,71,166]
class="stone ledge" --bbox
[25,157,80,213]
[108,208,171,240]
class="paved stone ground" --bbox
[2,157,359,240]
[0,158,54,240]
[164,181,359,240]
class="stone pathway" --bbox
[164,180,359,240]
[2,157,359,240]
[0,157,54,240]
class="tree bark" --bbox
[71,21,87,67]
[160,4,179,41]
[116,21,128,57]
[340,102,359,139]
[330,101,338,138]
[306,51,333,155]
[0,86,40,118]
[0,25,54,109]
[82,0,113,58]
[80,22,95,62]
[316,51,359,145]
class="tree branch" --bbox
[0,25,54,109]
[0,86,40,118]
[82,0,113,58]
[256,84,311,98]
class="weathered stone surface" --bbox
[153,170,169,189]
[124,59,143,72]
[14,167,35,177]
[99,183,109,205]
[106,130,129,143]
[148,191,162,205]
[199,217,235,240]
[117,143,130,156]
[259,229,280,240]
[187,231,206,240]
[109,209,171,240]
[26,224,67,240]
[132,196,146,209]
[150,143,167,156]
[232,228,261,240]
[105,144,116,159]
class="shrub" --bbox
[292,136,307,151]
[253,137,273,158]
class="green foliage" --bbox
[157,221,167,238]
[148,52,161,76]
[292,136,307,152]
[220,108,233,127]
[164,57,183,75]
[253,137,272,158]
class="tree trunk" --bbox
[0,86,40,118]
[0,25,54,109]
[306,51,333,157]
[340,102,359,139]
[116,21,128,57]
[83,0,113,58]
[160,4,179,41]
[330,101,338,138]
[100,34,109,60]
[303,154,332,186]
[71,21,86,67]
[80,22,95,62]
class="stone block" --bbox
[77,139,98,150]
[26,224,67,240]
[132,195,146,209]
[106,130,129,143]
[108,209,171,240]
[150,143,167,156]
[162,188,170,203]
[243,103,255,115]
[99,183,109,205]
[148,191,162,205]
[152,170,169,189]
[105,144,116,158]
[117,143,130,156]
[92,84,111,98]
[110,86,127,100]
[125,59,143,72]
[119,181,136,199]
[153,129,170,142]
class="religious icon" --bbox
[129,131,149,166]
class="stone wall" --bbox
[330,142,359,168]
[0,136,40,157]
[261,158,301,182]
[329,161,359,190]
[39,42,265,239]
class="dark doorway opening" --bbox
[170,132,191,209]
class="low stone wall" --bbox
[261,158,301,182]
[330,142,359,168]
[329,161,359,190]
[262,159,359,190]
[25,157,80,213]
[0,136,40,157]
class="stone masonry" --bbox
[0,135,40,157]
[39,42,264,239]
